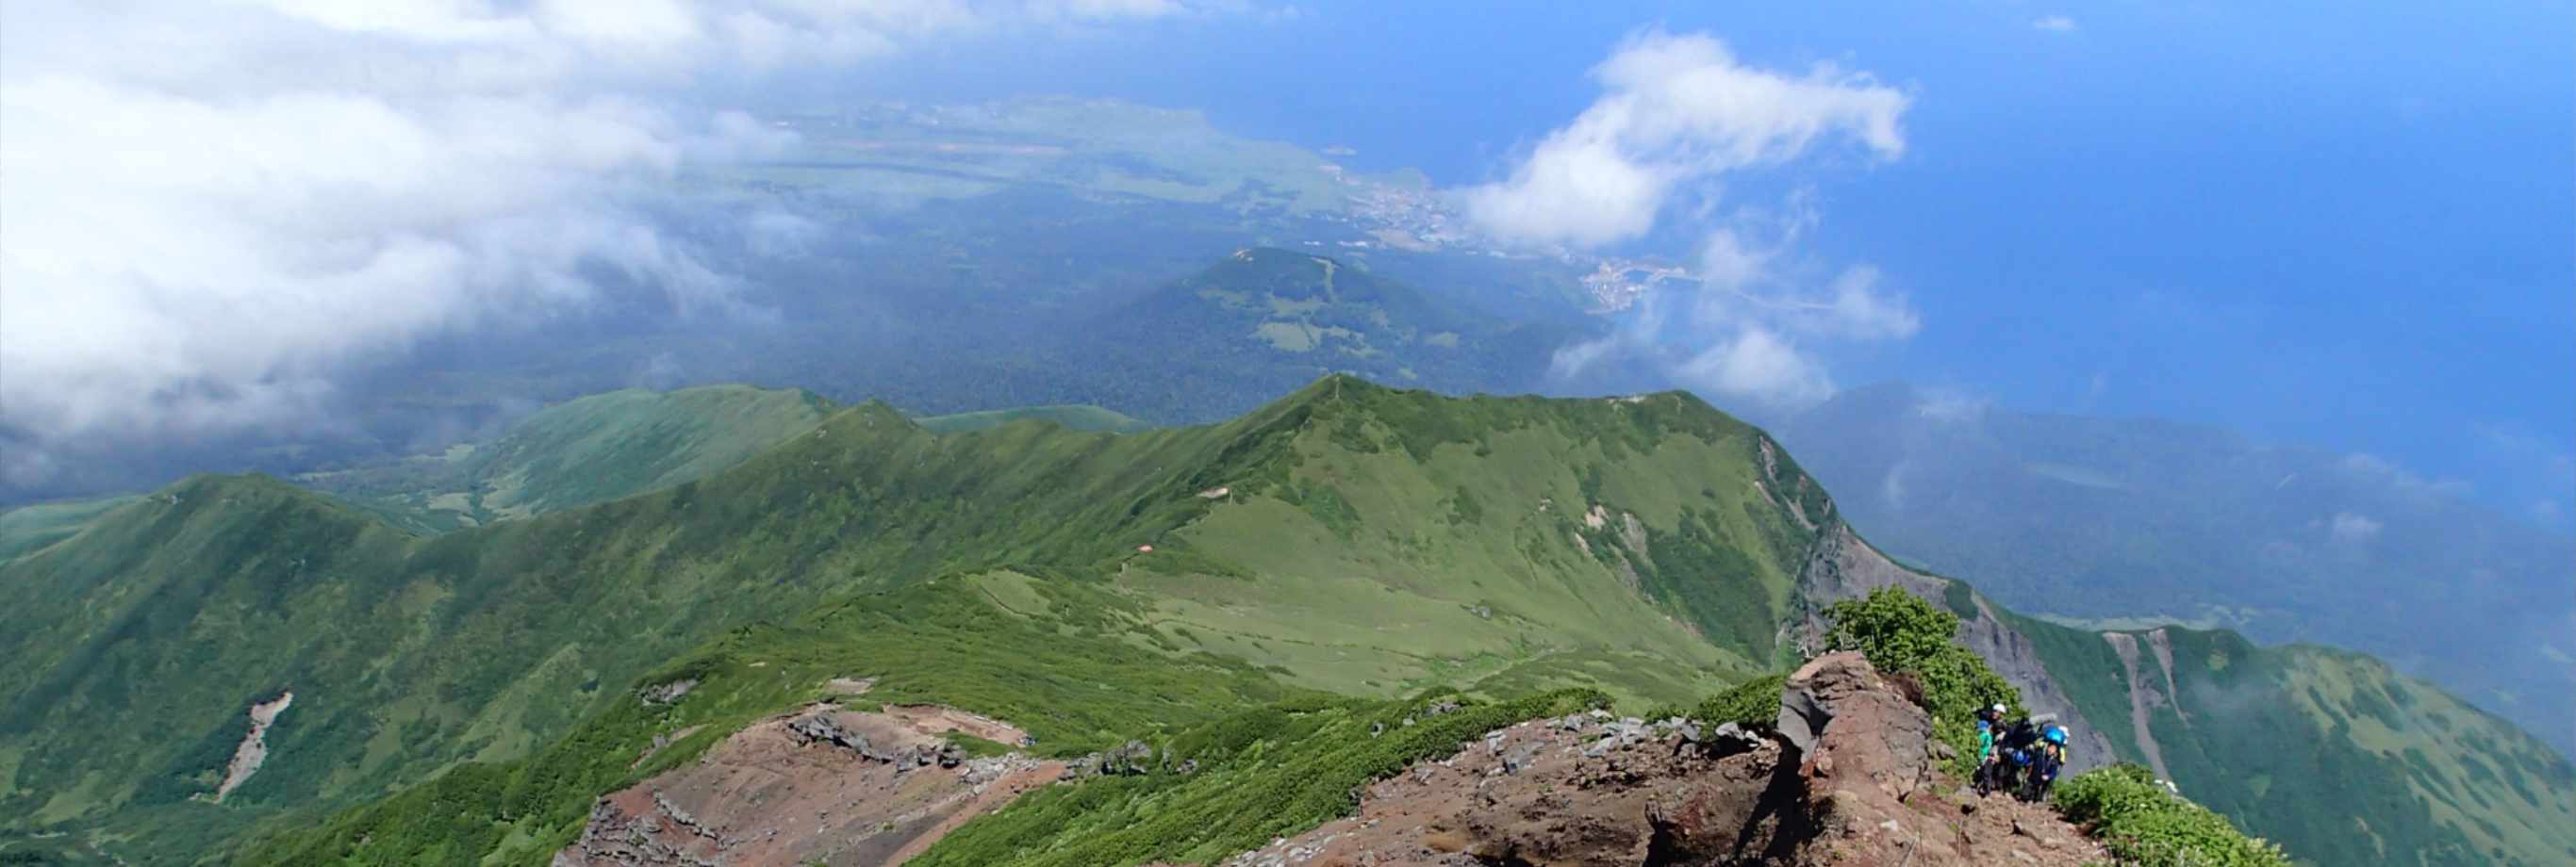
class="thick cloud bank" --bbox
[1465,31,1917,407]
[0,0,1189,483]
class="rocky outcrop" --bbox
[1224,653,2105,867]
[554,705,1056,867]
[1794,521,2116,774]
[638,679,698,706]
[1062,739,1160,778]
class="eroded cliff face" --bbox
[1792,522,2117,774]
[1217,653,2105,867]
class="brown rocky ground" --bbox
[553,704,1059,867]
[560,655,2104,867]
[1217,653,2105,867]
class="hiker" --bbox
[1972,704,2007,793]
[1980,714,2041,795]
[2023,724,2070,802]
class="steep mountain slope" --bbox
[4,378,2568,866]
[1778,382,2576,754]
[1794,512,2576,866]
[301,384,836,532]
[2011,617,2576,866]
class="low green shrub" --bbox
[1676,673,1784,730]
[2055,763,2291,867]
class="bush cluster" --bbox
[1648,673,1786,732]
[2054,764,2292,867]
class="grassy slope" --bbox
[2009,613,2576,866]
[237,572,1314,865]
[1121,384,1812,707]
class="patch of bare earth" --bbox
[2104,632,2176,780]
[211,690,293,803]
[883,704,1029,745]
[555,705,1056,867]
[1216,653,2105,867]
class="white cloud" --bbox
[0,1,1197,465]
[1676,327,1834,406]
[1481,31,1916,411]
[1879,459,1911,508]
[1815,266,1919,339]
[2032,15,2079,33]
[1462,30,1906,249]
[2329,512,2384,544]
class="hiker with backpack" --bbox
[2023,723,2070,802]
[1978,715,2041,795]
[1973,704,2007,791]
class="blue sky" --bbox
[5,2,2565,527]
[867,1,2576,528]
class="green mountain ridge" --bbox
[3,378,2568,866]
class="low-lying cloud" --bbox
[0,0,1197,483]
[2329,511,2385,545]
[1468,31,1918,408]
